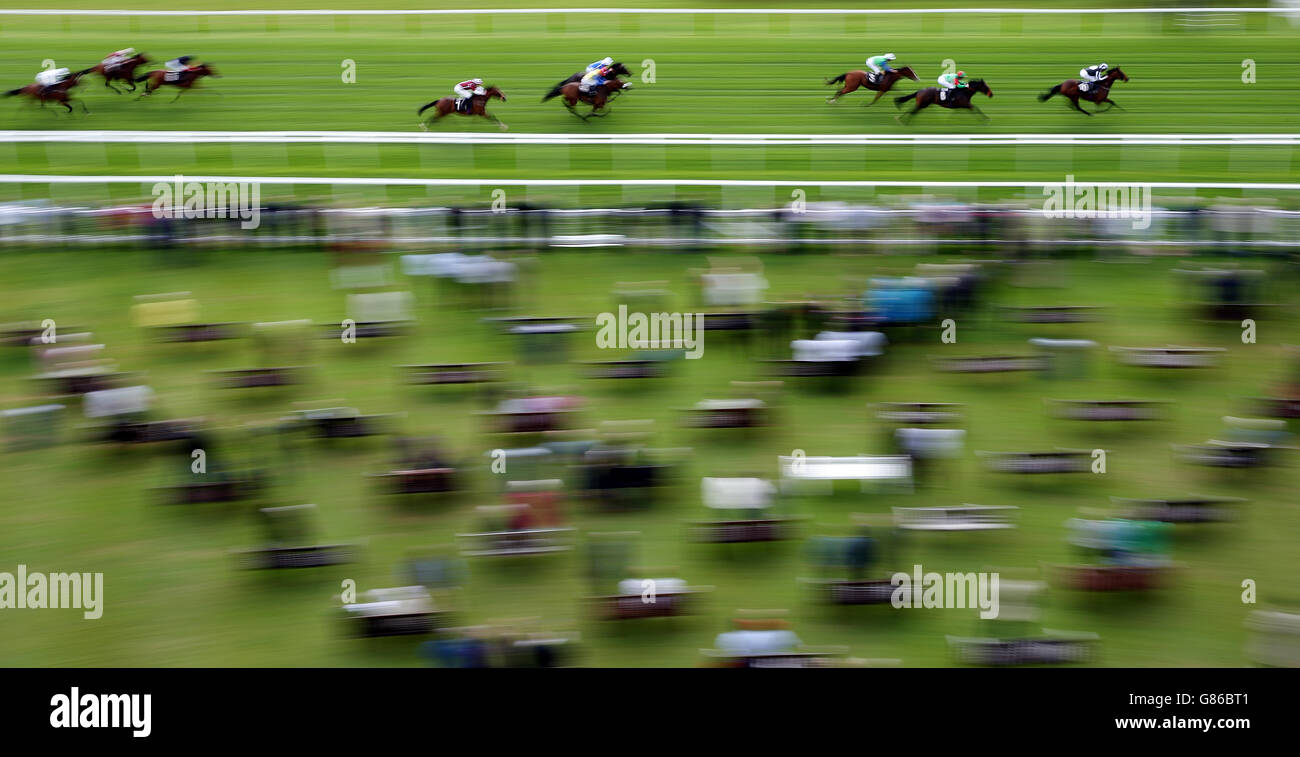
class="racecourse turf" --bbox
[0,4,1299,201]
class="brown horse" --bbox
[4,68,94,113]
[135,64,220,101]
[825,65,919,105]
[542,62,633,120]
[87,53,151,93]
[895,79,993,123]
[1039,67,1128,115]
[417,86,509,131]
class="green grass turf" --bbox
[0,6,1297,199]
[0,246,1297,667]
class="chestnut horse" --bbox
[895,79,994,123]
[87,53,151,93]
[1039,67,1129,115]
[826,65,919,105]
[4,68,93,113]
[135,64,220,101]
[418,85,509,131]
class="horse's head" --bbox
[970,79,993,98]
[1108,67,1128,83]
[898,66,919,81]
[131,53,150,65]
[609,62,632,78]
[486,86,506,101]
[196,64,219,78]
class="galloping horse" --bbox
[87,52,151,93]
[542,62,633,119]
[895,79,994,123]
[4,68,94,113]
[135,64,220,101]
[1039,67,1128,115]
[826,65,919,105]
[418,85,509,131]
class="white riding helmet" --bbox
[1098,63,1108,71]
[123,47,136,55]
[473,78,484,84]
[885,53,896,60]
[601,57,613,66]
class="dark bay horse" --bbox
[895,79,994,123]
[135,64,220,101]
[1039,67,1129,115]
[4,68,94,113]
[547,62,632,99]
[826,65,919,105]
[88,53,151,93]
[543,62,633,119]
[418,85,509,130]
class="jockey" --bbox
[586,56,614,72]
[865,53,896,76]
[164,55,199,81]
[34,67,70,96]
[453,78,486,110]
[580,65,611,94]
[104,47,136,70]
[937,70,967,89]
[1079,62,1109,83]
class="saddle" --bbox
[866,72,880,86]
[456,97,474,113]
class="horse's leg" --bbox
[1100,98,1123,112]
[969,103,990,122]
[481,111,509,131]
[1069,96,1091,116]
[828,79,858,103]
[78,98,89,114]
[867,89,886,106]
[171,88,184,103]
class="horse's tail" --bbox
[1038,85,1061,102]
[894,91,918,107]
[541,82,566,102]
[825,73,847,86]
[134,72,153,82]
[417,100,440,116]
[3,87,24,97]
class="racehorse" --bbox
[895,79,994,123]
[86,52,151,93]
[826,65,919,105]
[546,62,632,99]
[135,64,220,101]
[4,68,94,113]
[1038,67,1128,115]
[418,85,509,131]
[542,63,633,119]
